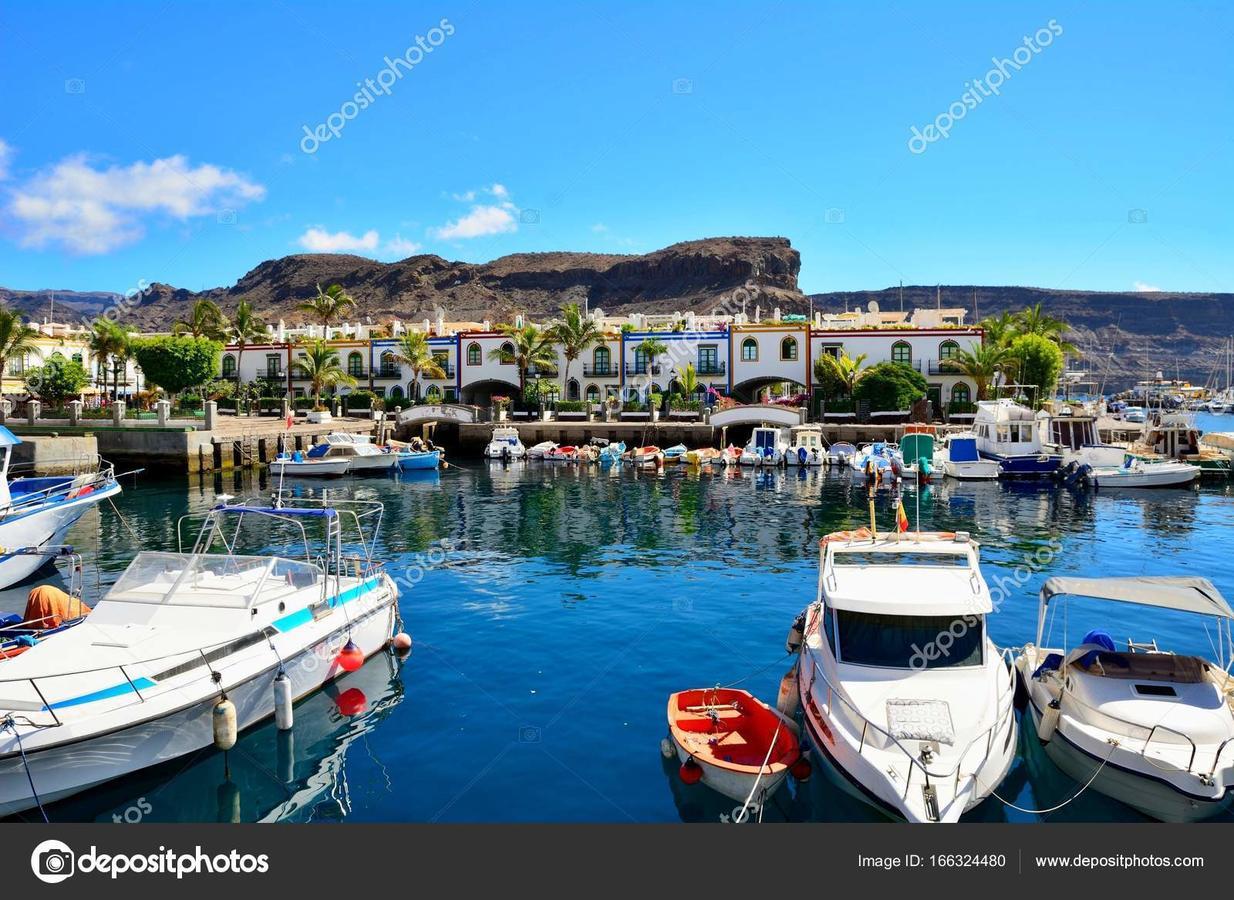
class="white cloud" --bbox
[297,227,380,253]
[488,183,509,200]
[6,152,265,254]
[432,184,520,240]
[450,189,476,202]
[1133,280,1162,292]
[590,222,608,233]
[384,233,422,257]
[0,139,11,180]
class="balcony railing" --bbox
[929,358,960,375]
[346,368,367,379]
[259,370,287,380]
[695,361,726,376]
[891,358,924,372]
[375,367,401,379]
[624,363,662,376]
[583,364,617,378]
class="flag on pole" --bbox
[285,412,294,429]
[896,495,909,533]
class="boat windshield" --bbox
[108,551,322,608]
[832,551,969,568]
[837,609,983,668]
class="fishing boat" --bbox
[897,427,935,482]
[307,433,397,473]
[527,441,557,460]
[396,449,440,471]
[1048,411,1126,468]
[662,444,688,464]
[629,446,664,468]
[1122,406,1148,424]
[848,441,900,475]
[972,399,1063,477]
[796,529,1018,822]
[598,441,626,464]
[545,445,579,462]
[1090,455,1200,489]
[721,445,743,466]
[1200,432,1234,463]
[0,429,123,591]
[667,687,802,806]
[932,433,999,480]
[739,427,786,466]
[684,447,721,466]
[825,442,857,467]
[483,426,526,460]
[0,493,400,816]
[1132,411,1232,477]
[269,451,350,478]
[1016,576,1234,822]
[785,425,826,466]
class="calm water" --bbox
[6,415,1234,824]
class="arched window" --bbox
[593,346,610,374]
[950,383,971,406]
[499,341,514,364]
[221,355,237,377]
[891,341,912,366]
[380,351,396,376]
[566,378,580,401]
[939,340,960,361]
[585,384,600,403]
[388,385,404,402]
[71,353,83,365]
[780,337,798,361]
[347,351,364,377]
[425,384,442,403]
[467,342,482,366]
[741,338,758,361]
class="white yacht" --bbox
[484,426,527,460]
[307,433,396,472]
[1016,576,1234,822]
[784,425,826,466]
[739,426,787,466]
[796,530,1018,822]
[972,399,1062,477]
[0,495,399,816]
[932,433,1000,480]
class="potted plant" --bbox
[620,398,649,421]
[604,395,619,422]
[492,395,511,421]
[649,392,664,423]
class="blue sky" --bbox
[1,1,1230,297]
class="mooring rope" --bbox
[733,717,784,824]
[3,716,48,823]
[978,739,1117,816]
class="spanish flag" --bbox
[896,495,910,533]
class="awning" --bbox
[1041,576,1233,619]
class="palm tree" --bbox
[391,331,445,403]
[813,350,868,399]
[173,298,229,340]
[674,361,701,399]
[293,339,356,410]
[0,309,39,397]
[549,303,602,399]
[296,283,356,336]
[88,320,132,400]
[979,311,1019,349]
[488,323,558,398]
[635,337,668,407]
[228,298,266,382]
[1015,303,1078,355]
[941,343,1018,401]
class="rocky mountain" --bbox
[4,237,1229,390]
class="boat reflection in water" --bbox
[22,651,405,824]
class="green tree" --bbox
[941,343,1017,400]
[979,311,1019,349]
[26,354,90,408]
[173,298,229,340]
[550,303,602,398]
[489,323,558,398]
[292,339,356,410]
[88,320,133,401]
[391,331,446,403]
[674,361,700,397]
[813,351,868,400]
[1009,333,1064,407]
[0,309,39,396]
[227,298,266,380]
[297,283,356,334]
[131,336,222,402]
[1015,302,1077,355]
[853,361,929,411]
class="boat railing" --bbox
[1055,683,1203,774]
[3,460,118,515]
[810,640,1016,798]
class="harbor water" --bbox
[3,413,1233,824]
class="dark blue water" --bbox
[7,416,1234,823]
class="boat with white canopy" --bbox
[795,529,1018,822]
[1016,576,1234,821]
[0,493,399,817]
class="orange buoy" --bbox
[335,687,368,716]
[678,759,704,785]
[392,632,412,653]
[336,639,364,672]
[790,757,812,782]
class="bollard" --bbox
[156,399,171,427]
[26,399,41,425]
[281,397,291,421]
[204,400,217,430]
[112,400,126,426]
[68,399,83,426]
[0,398,11,424]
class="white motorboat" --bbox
[527,441,557,460]
[739,426,787,466]
[308,433,397,472]
[1122,406,1148,424]
[0,494,400,816]
[796,529,1018,822]
[785,425,826,466]
[0,427,123,590]
[825,442,857,467]
[1016,576,1234,822]
[933,433,1000,480]
[897,428,936,482]
[270,453,350,478]
[484,426,527,460]
[1048,412,1126,468]
[1091,456,1200,489]
[972,399,1063,477]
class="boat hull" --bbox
[980,451,1062,478]
[397,450,440,471]
[0,482,122,589]
[270,459,349,477]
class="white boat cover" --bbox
[1041,576,1233,619]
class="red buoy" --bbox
[678,758,703,785]
[790,757,812,782]
[335,687,368,716]
[336,639,364,672]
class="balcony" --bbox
[583,364,617,378]
[259,370,287,381]
[929,358,959,375]
[375,367,401,379]
[426,364,456,379]
[891,358,924,372]
[695,361,726,376]
[624,363,663,376]
[346,368,367,379]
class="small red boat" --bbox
[546,445,579,461]
[629,446,663,467]
[667,687,802,804]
